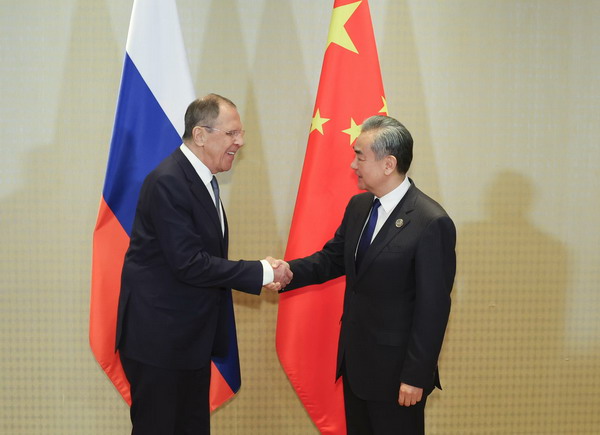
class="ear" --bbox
[383,155,397,175]
[192,126,205,146]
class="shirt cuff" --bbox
[260,259,274,286]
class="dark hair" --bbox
[182,93,237,140]
[361,115,413,174]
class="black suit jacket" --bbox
[282,181,456,401]
[116,147,263,370]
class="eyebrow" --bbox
[353,147,363,154]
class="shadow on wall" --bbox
[380,0,440,203]
[444,169,570,433]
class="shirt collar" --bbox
[376,176,411,214]
[180,143,214,188]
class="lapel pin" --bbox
[395,218,404,228]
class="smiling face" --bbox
[193,103,244,174]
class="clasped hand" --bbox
[262,256,292,291]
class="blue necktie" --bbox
[210,176,222,224]
[355,198,381,271]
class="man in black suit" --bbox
[116,94,291,434]
[278,115,456,434]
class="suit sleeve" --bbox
[146,172,263,294]
[281,203,351,292]
[400,215,456,388]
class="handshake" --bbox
[263,256,293,292]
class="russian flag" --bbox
[89,0,240,410]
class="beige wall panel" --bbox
[1,0,598,433]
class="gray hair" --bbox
[182,93,237,140]
[361,115,413,174]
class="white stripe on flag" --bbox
[126,0,195,135]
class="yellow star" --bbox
[310,109,330,135]
[326,1,362,54]
[342,118,362,144]
[379,96,388,115]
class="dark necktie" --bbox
[355,198,381,271]
[210,176,222,224]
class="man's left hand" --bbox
[398,383,423,407]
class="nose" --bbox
[234,134,244,147]
[350,156,357,170]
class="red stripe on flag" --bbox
[90,197,131,404]
[209,361,235,412]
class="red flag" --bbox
[276,1,387,433]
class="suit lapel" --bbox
[172,148,227,255]
[355,183,418,280]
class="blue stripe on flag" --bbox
[211,290,241,391]
[103,53,182,235]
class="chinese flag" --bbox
[276,1,387,433]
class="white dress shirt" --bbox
[371,176,411,241]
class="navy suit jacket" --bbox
[282,181,456,401]
[116,147,263,370]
